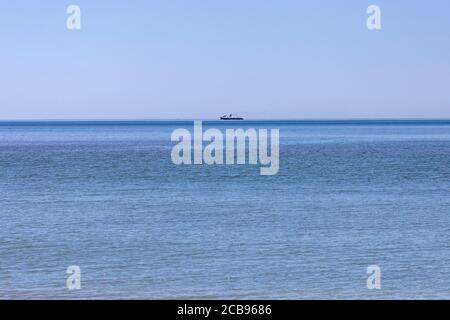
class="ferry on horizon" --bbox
[220,114,244,120]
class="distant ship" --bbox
[220,114,244,120]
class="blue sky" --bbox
[1,0,449,119]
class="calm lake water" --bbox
[1,120,450,299]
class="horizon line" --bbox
[2,117,450,121]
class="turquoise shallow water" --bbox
[1,120,450,299]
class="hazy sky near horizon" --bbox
[1,0,450,119]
